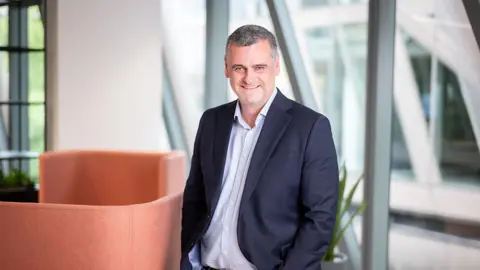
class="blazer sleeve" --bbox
[281,115,339,270]
[181,112,208,254]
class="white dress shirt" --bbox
[189,89,277,270]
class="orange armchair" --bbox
[0,150,186,270]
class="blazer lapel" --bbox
[239,91,292,218]
[207,101,236,213]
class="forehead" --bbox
[226,40,273,64]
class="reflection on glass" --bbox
[0,7,7,47]
[405,34,431,123]
[27,6,45,182]
[29,105,44,181]
[28,6,43,50]
[389,0,480,268]
[295,1,370,250]
[440,63,480,186]
[391,106,414,181]
[301,0,329,8]
[397,31,480,186]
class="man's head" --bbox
[224,24,280,111]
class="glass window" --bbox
[0,4,45,184]
[389,0,480,268]
[285,0,370,248]
[161,0,207,151]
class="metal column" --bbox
[362,0,396,269]
[462,0,480,52]
[8,4,30,172]
[205,0,229,109]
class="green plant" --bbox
[0,168,34,188]
[322,165,366,262]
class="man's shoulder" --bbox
[288,98,328,124]
[200,100,236,120]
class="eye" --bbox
[233,67,245,72]
[255,66,266,71]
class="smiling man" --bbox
[180,24,339,270]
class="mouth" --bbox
[241,85,259,90]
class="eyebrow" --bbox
[232,64,268,69]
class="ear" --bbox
[274,53,281,76]
[224,55,230,78]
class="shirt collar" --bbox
[234,87,278,121]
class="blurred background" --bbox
[0,0,479,269]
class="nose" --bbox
[243,70,254,85]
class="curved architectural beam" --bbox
[162,57,191,164]
[397,0,480,153]
[265,0,318,111]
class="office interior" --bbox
[0,0,480,269]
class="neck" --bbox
[239,88,275,127]
[241,106,262,127]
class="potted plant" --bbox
[0,168,38,202]
[321,165,366,270]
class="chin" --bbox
[244,96,265,107]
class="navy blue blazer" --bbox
[180,90,339,270]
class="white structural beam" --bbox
[397,0,480,153]
[393,31,443,184]
[265,0,318,110]
[236,2,480,154]
[233,3,367,30]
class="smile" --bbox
[242,86,259,90]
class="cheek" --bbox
[260,73,273,83]
[231,74,241,84]
[229,75,243,89]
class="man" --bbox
[180,24,339,270]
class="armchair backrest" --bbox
[39,150,185,205]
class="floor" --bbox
[352,219,480,270]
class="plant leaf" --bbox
[338,173,363,225]
[331,202,367,249]
[333,165,346,237]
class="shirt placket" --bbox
[230,127,256,268]
[220,126,246,267]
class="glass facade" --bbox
[160,1,480,267]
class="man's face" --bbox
[224,40,280,110]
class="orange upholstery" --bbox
[0,150,185,270]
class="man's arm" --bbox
[181,112,208,268]
[281,116,339,270]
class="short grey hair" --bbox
[225,24,279,59]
